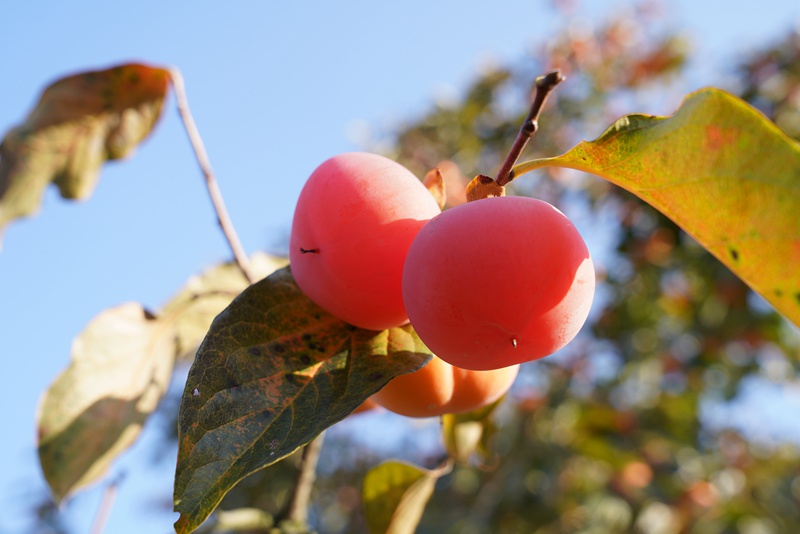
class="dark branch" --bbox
[495,70,565,186]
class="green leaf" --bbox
[162,252,287,360]
[442,397,503,464]
[362,460,451,534]
[37,302,176,502]
[514,88,800,327]
[173,266,431,534]
[0,63,169,244]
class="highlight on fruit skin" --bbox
[402,195,595,370]
[289,152,441,331]
[371,355,519,418]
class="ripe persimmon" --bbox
[351,397,380,415]
[403,195,594,370]
[372,355,519,418]
[290,152,441,330]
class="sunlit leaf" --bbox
[0,63,169,243]
[37,302,176,502]
[162,252,287,360]
[202,508,274,532]
[173,266,431,534]
[515,88,800,327]
[362,460,452,534]
[442,397,503,464]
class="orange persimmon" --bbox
[351,397,380,415]
[372,355,519,418]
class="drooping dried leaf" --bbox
[162,252,287,360]
[362,460,452,534]
[37,303,176,502]
[0,63,169,242]
[515,88,800,327]
[173,267,431,533]
[422,167,446,210]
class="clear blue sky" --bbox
[2,1,800,533]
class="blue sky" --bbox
[2,1,800,533]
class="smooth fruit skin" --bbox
[290,152,441,331]
[372,355,519,418]
[402,196,594,370]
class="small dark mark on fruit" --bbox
[299,247,319,254]
[775,289,784,297]
[369,372,384,382]
[249,347,261,357]
[300,354,312,365]
[271,342,286,354]
[729,247,739,261]
[796,292,800,306]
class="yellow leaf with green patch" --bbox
[515,88,800,327]
[362,460,451,534]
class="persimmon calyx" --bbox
[465,174,505,202]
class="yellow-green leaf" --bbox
[442,397,503,464]
[173,267,431,534]
[515,88,800,327]
[362,460,451,534]
[0,63,169,242]
[37,303,176,502]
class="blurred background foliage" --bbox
[28,2,800,534]
[314,4,800,533]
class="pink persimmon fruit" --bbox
[290,152,441,330]
[402,195,594,370]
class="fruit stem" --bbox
[169,68,256,284]
[495,70,565,187]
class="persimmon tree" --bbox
[5,15,800,534]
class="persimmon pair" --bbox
[290,152,594,417]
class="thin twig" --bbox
[495,70,565,186]
[89,472,124,534]
[285,432,326,524]
[169,68,256,284]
